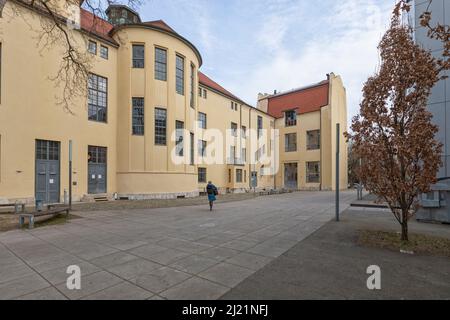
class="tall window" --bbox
[306,162,320,183]
[190,132,194,165]
[176,121,184,156]
[285,110,297,127]
[190,64,195,108]
[257,116,263,138]
[132,98,144,135]
[155,47,167,81]
[241,148,247,162]
[198,140,207,157]
[176,55,185,95]
[199,87,202,97]
[198,112,207,129]
[241,126,247,139]
[231,122,238,137]
[236,169,243,183]
[198,168,207,183]
[229,146,236,164]
[307,130,321,150]
[88,40,97,54]
[132,44,144,68]
[285,133,297,152]
[155,108,167,145]
[88,73,108,122]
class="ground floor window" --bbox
[236,169,243,183]
[198,167,207,183]
[306,161,320,183]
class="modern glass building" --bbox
[410,0,450,177]
[410,0,450,221]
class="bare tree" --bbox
[1,0,141,112]
[346,6,444,241]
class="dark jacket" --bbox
[206,183,218,195]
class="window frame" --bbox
[198,112,207,129]
[88,40,97,55]
[198,140,207,158]
[132,97,145,136]
[236,169,243,183]
[88,73,108,123]
[306,161,320,183]
[285,133,297,152]
[175,120,184,157]
[154,47,167,81]
[100,45,108,59]
[190,132,195,165]
[176,54,185,95]
[132,44,145,68]
[257,116,263,138]
[231,122,238,137]
[307,130,321,150]
[198,167,207,183]
[154,108,167,146]
[190,63,195,108]
[285,110,297,127]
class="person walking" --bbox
[206,181,218,211]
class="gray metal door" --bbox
[35,140,60,203]
[88,146,107,194]
[284,163,298,190]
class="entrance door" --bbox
[35,140,60,203]
[284,163,298,190]
[88,146,107,194]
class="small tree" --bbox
[346,7,444,241]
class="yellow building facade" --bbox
[0,1,347,204]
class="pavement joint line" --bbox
[0,239,71,300]
[1,192,356,300]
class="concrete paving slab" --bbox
[14,286,67,300]
[198,263,254,288]
[0,274,50,300]
[55,271,123,300]
[160,277,229,300]
[226,252,272,271]
[106,258,161,280]
[132,266,191,294]
[169,254,219,274]
[82,282,153,300]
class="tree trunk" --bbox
[401,218,409,242]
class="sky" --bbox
[139,0,397,127]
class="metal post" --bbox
[69,140,73,211]
[336,123,340,222]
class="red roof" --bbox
[266,81,329,118]
[198,72,243,103]
[80,8,116,44]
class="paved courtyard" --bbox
[0,191,354,300]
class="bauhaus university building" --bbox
[0,1,348,204]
